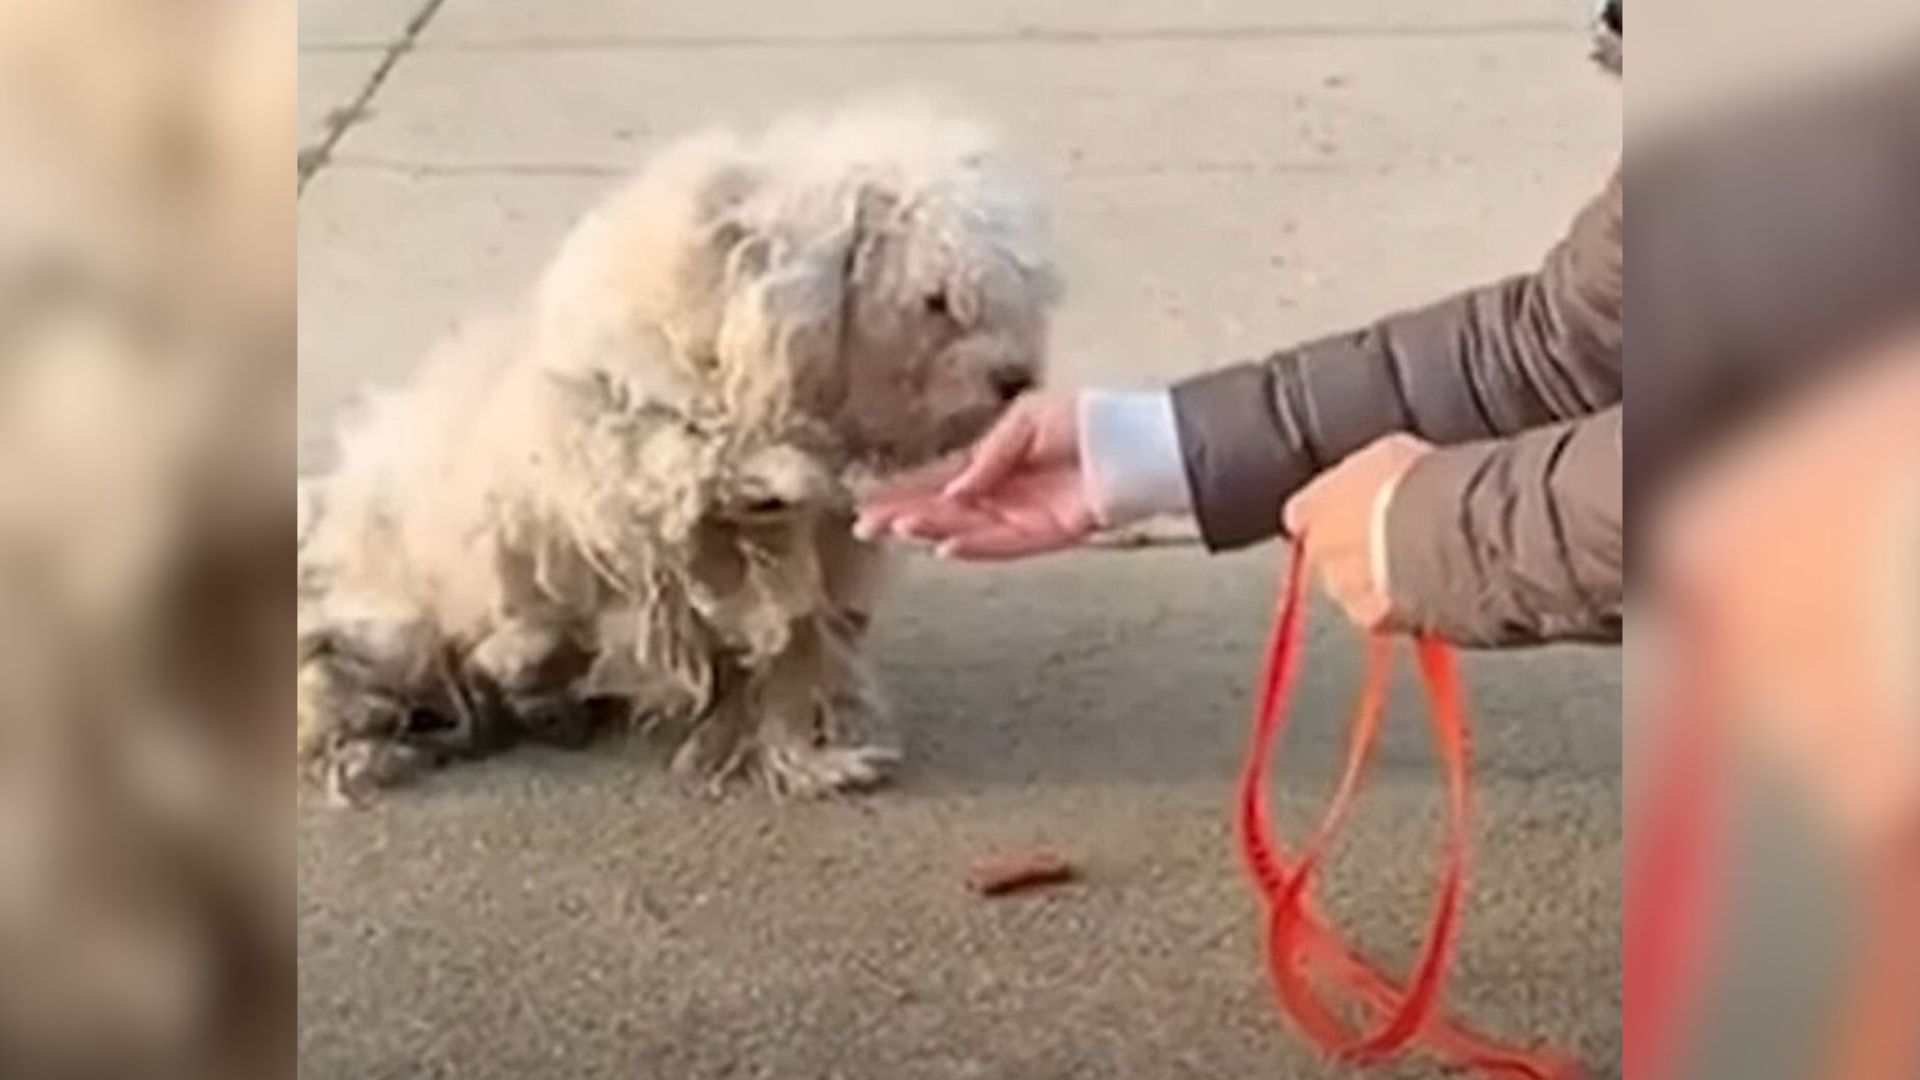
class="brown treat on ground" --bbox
[966,849,1079,896]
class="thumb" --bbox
[942,405,1036,500]
[1281,484,1315,539]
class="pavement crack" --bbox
[299,0,456,195]
[326,155,631,179]
[421,20,1575,53]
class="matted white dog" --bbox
[297,103,1058,804]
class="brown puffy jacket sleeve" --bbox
[1384,407,1622,647]
[1377,62,1920,648]
[1170,170,1622,552]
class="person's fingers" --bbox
[853,501,924,541]
[860,454,967,506]
[864,499,936,538]
[864,458,1094,557]
[891,501,1002,542]
[860,473,1069,544]
[856,504,977,543]
[942,405,1037,500]
[934,495,1096,560]
[855,459,978,539]
[935,523,1074,561]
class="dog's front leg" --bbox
[751,617,899,798]
[465,615,594,748]
[814,521,899,755]
[667,659,752,796]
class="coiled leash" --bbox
[1235,536,1579,1078]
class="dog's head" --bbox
[538,103,1058,476]
[805,111,1057,470]
[736,105,1059,471]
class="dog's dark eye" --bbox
[924,292,950,317]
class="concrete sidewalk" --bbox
[298,2,1623,1077]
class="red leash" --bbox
[1235,537,1579,1078]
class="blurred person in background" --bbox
[1648,328,1920,1079]
[0,0,290,1075]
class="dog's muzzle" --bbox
[989,362,1037,402]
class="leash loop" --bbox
[1235,536,1578,1079]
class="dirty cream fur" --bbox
[298,103,1057,803]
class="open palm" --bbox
[855,392,1098,559]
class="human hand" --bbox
[1282,433,1433,632]
[854,391,1098,559]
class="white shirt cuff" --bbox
[1079,389,1194,528]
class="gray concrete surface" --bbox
[298,1,1624,1077]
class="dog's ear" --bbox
[534,131,764,408]
[713,183,893,435]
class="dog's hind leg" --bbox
[296,611,443,806]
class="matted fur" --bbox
[298,103,1058,803]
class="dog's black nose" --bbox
[989,364,1036,401]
